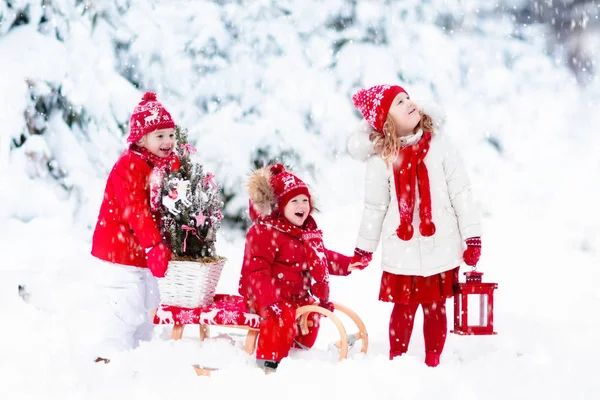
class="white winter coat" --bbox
[347,107,482,277]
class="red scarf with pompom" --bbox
[393,131,436,241]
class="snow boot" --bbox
[257,359,279,374]
[425,352,440,367]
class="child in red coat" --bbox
[90,92,177,362]
[239,164,362,372]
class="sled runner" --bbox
[152,295,368,376]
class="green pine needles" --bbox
[159,126,224,261]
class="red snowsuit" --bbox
[91,147,163,268]
[239,216,351,362]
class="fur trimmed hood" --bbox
[247,164,313,221]
[247,166,277,219]
[347,101,447,162]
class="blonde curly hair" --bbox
[369,112,434,166]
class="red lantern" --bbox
[451,270,498,335]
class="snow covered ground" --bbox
[2,0,600,398]
[2,136,599,398]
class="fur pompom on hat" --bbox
[127,92,176,144]
[247,164,311,219]
[352,84,406,133]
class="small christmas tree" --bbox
[159,126,224,261]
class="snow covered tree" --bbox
[511,0,599,85]
[158,126,224,261]
[3,0,596,232]
[0,0,137,225]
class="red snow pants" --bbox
[256,302,321,362]
[389,301,447,359]
[380,268,457,362]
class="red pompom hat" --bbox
[352,84,407,133]
[269,164,311,211]
[127,92,176,144]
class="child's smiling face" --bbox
[283,194,310,226]
[139,128,175,157]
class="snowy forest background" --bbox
[1,1,599,398]
[2,0,599,230]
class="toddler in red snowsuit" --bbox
[239,164,362,372]
[89,92,177,362]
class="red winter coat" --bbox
[238,216,351,315]
[91,148,162,268]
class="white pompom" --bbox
[347,119,376,162]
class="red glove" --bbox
[350,248,372,270]
[310,281,330,303]
[146,243,172,278]
[463,237,481,267]
[318,301,335,313]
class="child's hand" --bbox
[348,261,365,271]
[146,243,172,278]
[349,248,373,271]
[463,237,481,267]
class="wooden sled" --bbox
[296,302,369,361]
[189,302,367,376]
[161,318,261,355]
[152,296,367,376]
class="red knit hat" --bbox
[127,92,176,144]
[269,164,311,211]
[352,85,407,133]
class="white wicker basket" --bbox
[157,258,226,308]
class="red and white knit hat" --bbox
[127,92,176,144]
[247,164,312,221]
[269,164,310,211]
[352,84,407,133]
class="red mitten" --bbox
[463,237,481,267]
[146,243,172,278]
[350,248,373,270]
[310,281,330,303]
[318,301,335,313]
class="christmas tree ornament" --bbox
[171,157,181,172]
[203,172,217,189]
[194,213,206,227]
[180,143,197,156]
[161,178,192,215]
[181,224,203,252]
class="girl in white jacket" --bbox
[348,84,482,367]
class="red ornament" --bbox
[171,157,181,172]
[451,270,498,336]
